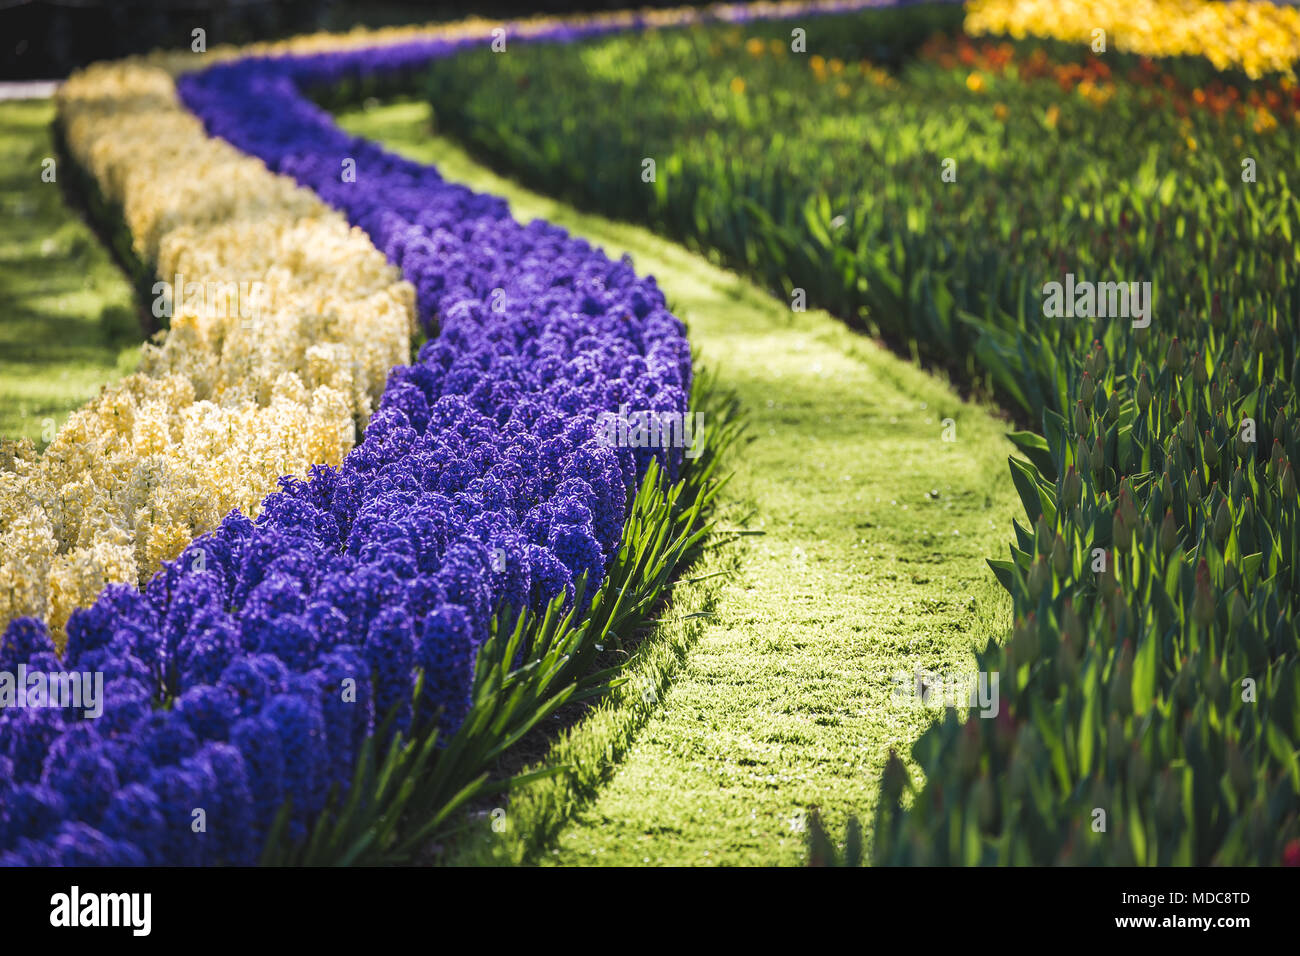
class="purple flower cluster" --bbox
[0,37,690,865]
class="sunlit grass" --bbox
[0,99,140,448]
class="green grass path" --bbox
[340,101,1021,865]
[0,99,141,447]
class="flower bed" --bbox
[0,11,722,864]
[966,0,1300,79]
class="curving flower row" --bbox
[965,0,1300,79]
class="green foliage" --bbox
[416,9,1300,864]
[0,100,142,447]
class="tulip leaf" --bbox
[1078,672,1097,776]
[1007,430,1057,482]
[986,558,1016,593]
[1132,634,1158,716]
[1009,455,1044,524]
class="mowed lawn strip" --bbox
[338,101,1021,865]
[0,99,141,447]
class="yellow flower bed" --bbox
[966,0,1300,78]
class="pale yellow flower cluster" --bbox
[1,374,353,637]
[0,58,413,646]
[966,0,1300,78]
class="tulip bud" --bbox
[1136,373,1152,409]
[1179,409,1196,447]
[1113,507,1131,550]
[1235,429,1251,460]
[1193,350,1208,387]
[1080,371,1095,404]
[1230,340,1246,377]
[1272,406,1288,446]
[1204,431,1221,470]
[1229,588,1249,629]
[1270,440,1285,476]
[1016,615,1040,661]
[1035,513,1053,555]
[1062,465,1082,510]
[1204,657,1225,703]
[1073,399,1090,437]
[1028,555,1050,599]
[1166,336,1184,370]
[1283,459,1296,498]
[1119,482,1138,526]
[1213,498,1231,545]
[1091,434,1105,475]
[1210,292,1225,328]
[1091,341,1107,377]
[1251,319,1270,354]
[1188,469,1202,500]
[1051,533,1069,578]
[1057,634,1079,684]
[1111,584,1130,635]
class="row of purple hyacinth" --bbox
[0,26,694,865]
